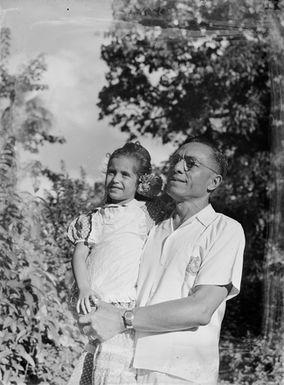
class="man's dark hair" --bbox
[181,135,228,178]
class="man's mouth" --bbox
[169,175,186,183]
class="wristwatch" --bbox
[122,309,135,329]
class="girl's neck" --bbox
[106,197,135,205]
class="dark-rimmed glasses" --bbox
[169,154,219,174]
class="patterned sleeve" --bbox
[141,198,168,233]
[67,213,93,245]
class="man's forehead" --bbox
[177,142,213,159]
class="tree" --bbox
[98,0,271,331]
[0,28,65,153]
[97,0,284,379]
[262,11,284,346]
[0,27,66,229]
[0,28,85,385]
[40,163,104,275]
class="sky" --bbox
[0,0,174,193]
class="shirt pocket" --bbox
[181,250,202,297]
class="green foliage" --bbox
[0,190,87,385]
[99,15,270,146]
[112,0,269,30]
[40,165,104,299]
[0,4,283,384]
[0,161,101,385]
[0,27,94,385]
[98,0,274,337]
[219,335,283,384]
[0,28,65,151]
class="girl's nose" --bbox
[112,173,121,183]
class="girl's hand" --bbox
[77,286,103,315]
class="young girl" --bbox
[67,142,164,385]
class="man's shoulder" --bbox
[213,211,245,236]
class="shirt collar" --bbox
[101,198,140,209]
[165,203,217,231]
[195,204,217,227]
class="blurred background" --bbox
[0,0,283,384]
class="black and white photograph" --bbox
[0,1,283,384]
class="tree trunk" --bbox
[263,13,284,347]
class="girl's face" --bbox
[105,156,139,204]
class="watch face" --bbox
[125,310,134,320]
[124,310,134,326]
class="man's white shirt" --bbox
[133,204,245,385]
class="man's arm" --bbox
[133,284,229,332]
[79,284,228,341]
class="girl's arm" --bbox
[78,285,228,342]
[72,242,101,314]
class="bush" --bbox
[0,193,86,385]
[219,334,283,384]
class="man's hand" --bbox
[77,286,103,314]
[78,300,126,342]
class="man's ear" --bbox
[207,174,222,193]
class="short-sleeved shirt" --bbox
[133,204,245,384]
[67,199,164,303]
[68,199,149,303]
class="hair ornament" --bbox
[137,174,163,198]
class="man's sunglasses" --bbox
[169,154,219,174]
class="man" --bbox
[80,137,245,385]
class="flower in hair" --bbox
[137,174,163,198]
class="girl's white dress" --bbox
[67,199,163,385]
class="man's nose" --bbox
[173,158,185,173]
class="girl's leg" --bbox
[92,331,137,385]
[67,352,93,385]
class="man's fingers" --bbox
[82,324,99,340]
[82,325,93,335]
[78,312,101,340]
[79,308,97,324]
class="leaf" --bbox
[6,280,22,289]
[23,290,35,311]
[17,345,35,367]
[16,329,27,342]
[3,316,13,329]
[44,271,57,285]
[0,348,11,360]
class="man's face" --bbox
[166,142,220,202]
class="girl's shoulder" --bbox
[67,208,100,245]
